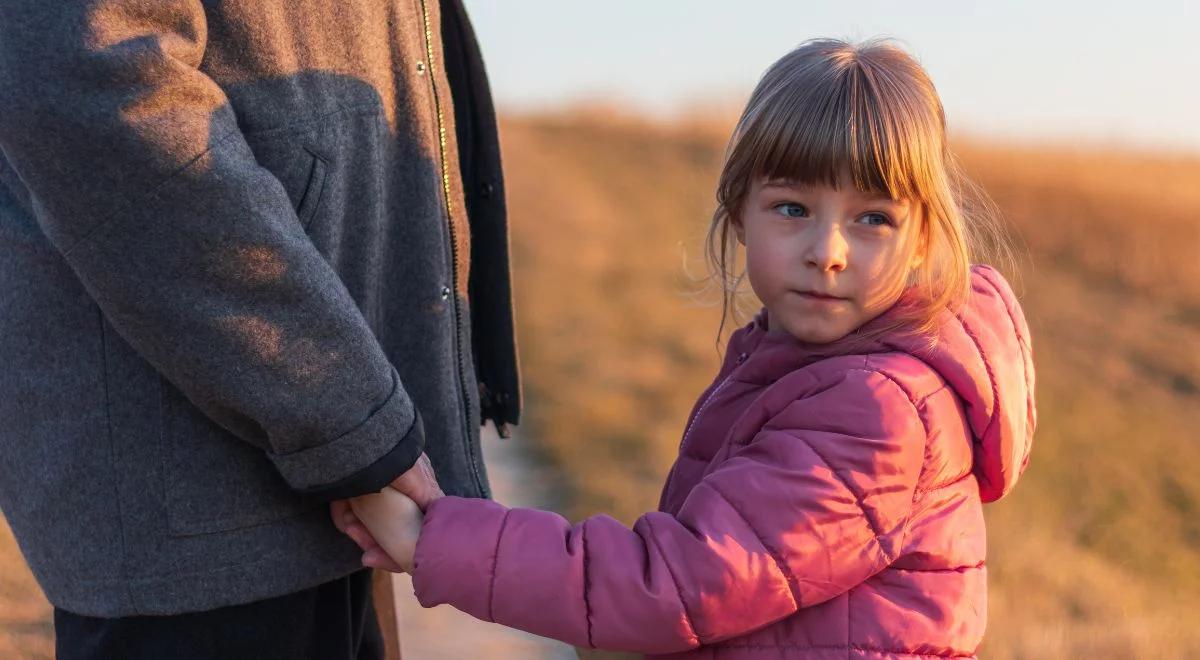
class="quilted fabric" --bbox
[411,265,1035,658]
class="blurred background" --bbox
[2,1,1198,658]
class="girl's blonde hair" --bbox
[707,37,1010,349]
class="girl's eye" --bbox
[858,212,891,227]
[774,203,809,218]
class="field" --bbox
[2,110,1198,658]
[501,112,1200,658]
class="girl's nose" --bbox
[805,223,848,272]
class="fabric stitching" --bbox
[61,127,243,257]
[916,383,950,407]
[912,387,946,498]
[239,103,381,139]
[889,561,985,573]
[976,266,1036,462]
[60,102,382,257]
[847,571,855,657]
[487,508,511,622]
[645,516,702,647]
[780,367,929,565]
[858,363,932,561]
[952,314,1002,477]
[710,642,974,658]
[582,518,595,648]
[48,539,344,583]
[702,482,803,609]
[787,430,890,558]
[272,367,402,459]
[97,312,138,613]
[927,470,975,491]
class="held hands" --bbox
[385,451,444,510]
[330,452,444,573]
[345,487,423,572]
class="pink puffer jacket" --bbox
[411,265,1035,659]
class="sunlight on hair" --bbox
[706,38,1014,351]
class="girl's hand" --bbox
[346,487,423,572]
[331,499,405,573]
[330,452,443,572]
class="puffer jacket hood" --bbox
[892,265,1036,502]
[742,264,1036,503]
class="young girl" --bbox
[339,38,1035,659]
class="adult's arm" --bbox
[0,0,421,499]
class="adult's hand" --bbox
[330,452,443,570]
[387,452,444,510]
[331,498,406,572]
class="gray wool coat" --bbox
[0,0,520,617]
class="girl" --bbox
[338,38,1035,659]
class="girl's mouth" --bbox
[795,289,846,301]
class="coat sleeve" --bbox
[410,368,928,654]
[0,0,422,499]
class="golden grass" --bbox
[500,112,1200,658]
[0,517,52,659]
[2,111,1197,658]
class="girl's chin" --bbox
[770,318,853,345]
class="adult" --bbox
[0,0,518,657]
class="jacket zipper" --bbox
[661,352,747,506]
[418,0,486,495]
[678,372,737,454]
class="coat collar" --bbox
[731,287,925,385]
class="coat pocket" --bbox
[295,146,330,230]
[242,117,340,236]
[158,377,317,537]
[240,103,394,277]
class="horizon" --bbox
[462,1,1198,155]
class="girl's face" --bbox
[735,175,924,344]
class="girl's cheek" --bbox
[863,241,903,279]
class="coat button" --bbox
[481,181,495,198]
[736,352,748,363]
[440,286,451,300]
[416,61,426,75]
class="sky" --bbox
[461,1,1199,153]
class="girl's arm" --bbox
[411,368,927,655]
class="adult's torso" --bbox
[0,0,491,616]
[197,0,487,495]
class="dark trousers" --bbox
[53,569,385,660]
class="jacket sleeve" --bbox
[410,368,928,654]
[0,0,421,499]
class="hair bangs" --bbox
[706,37,1010,349]
[739,52,927,202]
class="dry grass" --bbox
[501,112,1200,658]
[2,111,1197,658]
[0,517,53,659]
